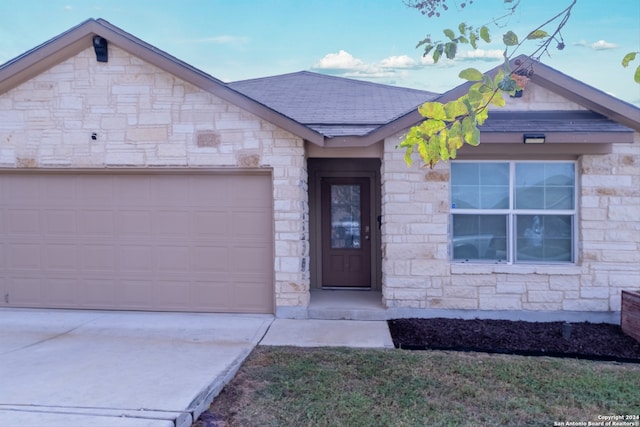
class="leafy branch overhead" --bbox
[622,51,640,84]
[401,0,638,169]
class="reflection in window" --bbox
[331,185,361,249]
[516,215,572,262]
[451,161,576,264]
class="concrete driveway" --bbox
[0,308,273,427]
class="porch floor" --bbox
[308,289,387,320]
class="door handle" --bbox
[364,225,370,240]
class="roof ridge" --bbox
[230,70,439,96]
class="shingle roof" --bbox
[481,110,632,133]
[228,72,438,137]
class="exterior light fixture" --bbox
[523,134,545,144]
[93,35,108,62]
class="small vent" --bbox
[196,131,220,147]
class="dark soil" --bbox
[388,318,640,362]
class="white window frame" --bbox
[450,160,578,265]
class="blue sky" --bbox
[1,0,639,105]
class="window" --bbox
[451,161,576,264]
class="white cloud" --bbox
[591,39,618,50]
[313,50,368,72]
[575,39,618,50]
[380,55,420,69]
[64,5,72,11]
[456,49,504,61]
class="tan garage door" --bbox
[0,171,273,313]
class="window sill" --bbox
[451,263,582,275]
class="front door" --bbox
[321,177,371,287]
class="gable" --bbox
[497,83,587,112]
[0,18,323,145]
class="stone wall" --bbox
[0,45,310,310]
[382,127,640,317]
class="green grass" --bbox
[207,347,640,427]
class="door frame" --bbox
[308,158,381,291]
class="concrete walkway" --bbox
[0,309,393,427]
[260,319,394,348]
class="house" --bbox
[1,19,638,322]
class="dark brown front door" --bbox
[321,177,371,287]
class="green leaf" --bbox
[444,100,467,120]
[470,33,478,49]
[480,26,491,43]
[491,91,506,107]
[475,106,489,126]
[404,145,414,167]
[422,44,434,57]
[502,31,519,46]
[467,84,484,103]
[459,68,484,82]
[445,42,457,60]
[635,65,640,84]
[443,29,456,41]
[419,118,447,136]
[416,37,431,49]
[622,52,637,67]
[527,30,549,40]
[462,116,475,141]
[458,23,467,34]
[497,75,516,92]
[433,44,444,63]
[438,130,450,161]
[418,102,447,121]
[458,36,469,44]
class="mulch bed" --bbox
[388,318,640,363]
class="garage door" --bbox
[0,172,273,313]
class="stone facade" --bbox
[2,44,638,319]
[380,83,640,317]
[0,46,310,311]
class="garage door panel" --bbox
[8,244,41,269]
[118,211,153,235]
[233,211,272,239]
[46,176,78,205]
[43,244,77,270]
[80,210,114,235]
[8,277,43,305]
[192,245,229,271]
[8,209,40,235]
[45,210,77,235]
[193,211,230,236]
[231,245,271,272]
[119,245,154,272]
[43,278,79,306]
[153,211,190,236]
[118,177,152,206]
[154,280,192,310]
[79,177,114,205]
[0,172,273,313]
[120,279,154,308]
[156,246,190,272]
[81,279,117,307]
[81,245,116,271]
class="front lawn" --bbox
[197,346,640,427]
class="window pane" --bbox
[516,215,573,262]
[451,163,509,209]
[452,214,507,261]
[515,163,575,210]
[331,185,361,249]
